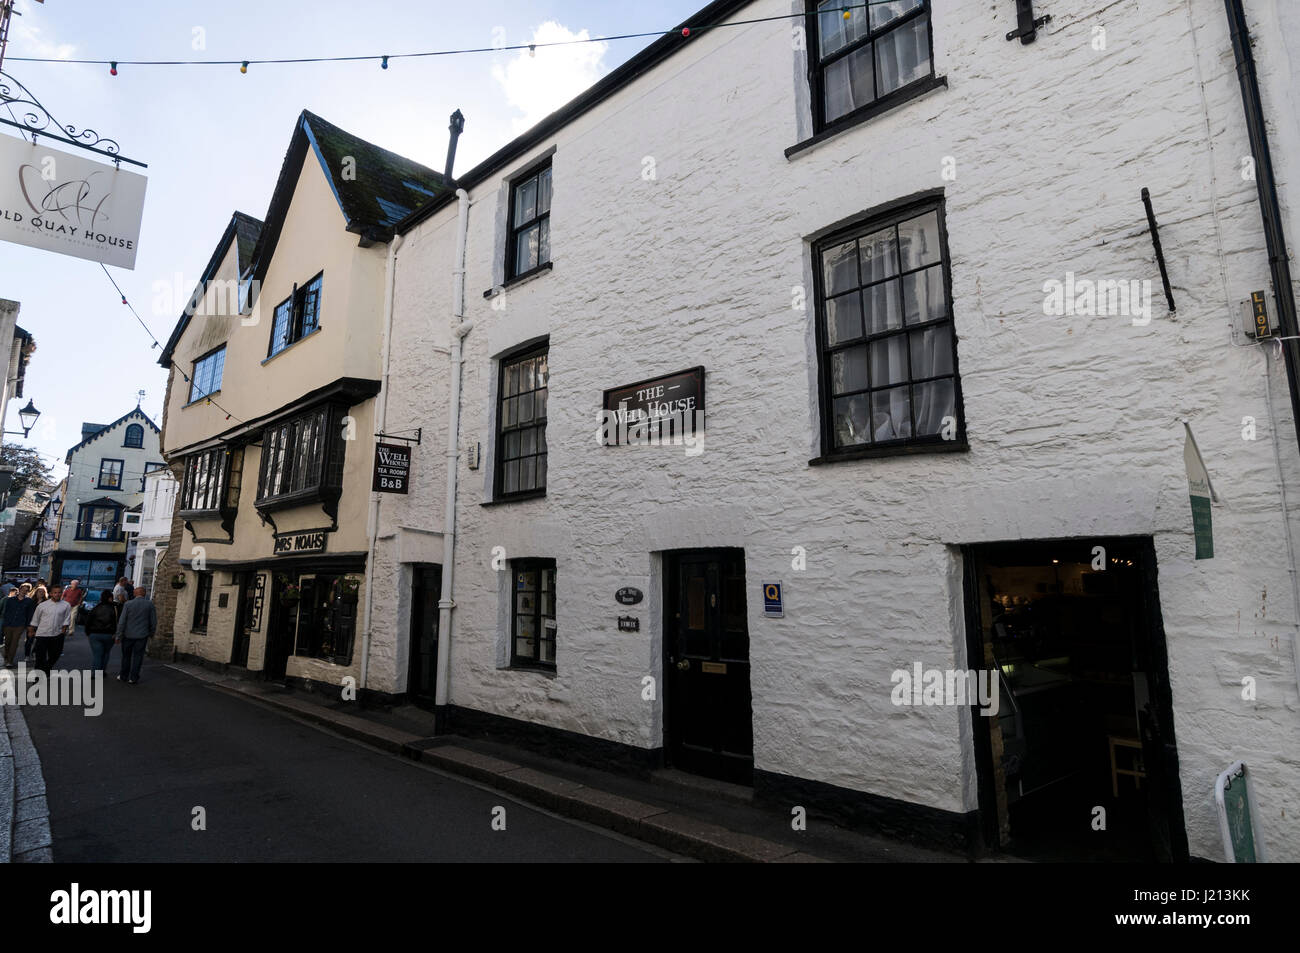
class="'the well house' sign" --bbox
[601,367,705,447]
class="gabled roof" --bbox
[246,111,446,306]
[158,211,263,367]
[64,407,160,465]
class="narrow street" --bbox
[20,632,671,862]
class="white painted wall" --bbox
[376,0,1300,861]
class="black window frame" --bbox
[267,272,324,359]
[494,342,549,502]
[178,447,230,517]
[188,345,227,404]
[804,0,936,135]
[292,573,358,665]
[255,404,344,512]
[506,161,553,282]
[74,503,122,542]
[811,193,966,462]
[96,458,124,491]
[123,423,145,448]
[509,558,556,671]
[192,571,213,632]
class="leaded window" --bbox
[189,347,226,402]
[179,448,228,514]
[269,274,323,358]
[256,406,342,506]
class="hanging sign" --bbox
[1214,761,1264,862]
[372,442,411,494]
[0,137,147,269]
[601,367,705,446]
[1183,423,1215,560]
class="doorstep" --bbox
[171,661,969,863]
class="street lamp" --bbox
[2,399,40,438]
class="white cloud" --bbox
[492,22,608,133]
[10,12,77,61]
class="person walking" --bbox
[115,586,156,684]
[1,583,35,669]
[27,584,72,677]
[62,579,86,614]
[22,585,47,662]
[85,589,120,673]
[113,577,131,604]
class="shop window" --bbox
[75,504,120,541]
[814,196,964,458]
[507,162,552,281]
[192,572,213,631]
[293,574,358,665]
[510,559,556,670]
[495,344,548,500]
[806,0,934,132]
[268,273,323,358]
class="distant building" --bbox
[52,409,161,592]
[124,464,176,598]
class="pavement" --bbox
[0,668,54,863]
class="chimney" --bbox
[444,109,465,182]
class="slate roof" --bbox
[64,408,160,465]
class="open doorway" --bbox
[963,538,1188,861]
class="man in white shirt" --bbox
[28,584,72,676]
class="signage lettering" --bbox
[273,530,329,556]
[372,442,412,494]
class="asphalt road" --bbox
[20,631,671,862]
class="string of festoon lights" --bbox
[8,4,878,75]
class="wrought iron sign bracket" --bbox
[1006,0,1051,44]
[0,69,147,167]
[375,428,421,446]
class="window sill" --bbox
[504,663,557,678]
[95,485,122,492]
[786,75,948,160]
[261,327,323,366]
[480,489,546,507]
[255,485,339,514]
[809,437,968,466]
[184,389,223,409]
[484,261,553,299]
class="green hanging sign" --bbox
[1214,762,1264,862]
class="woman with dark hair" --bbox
[85,589,120,673]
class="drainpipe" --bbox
[1225,0,1300,446]
[360,232,404,697]
[1224,0,1300,696]
[434,188,472,731]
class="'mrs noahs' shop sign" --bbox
[372,442,412,494]
[601,367,705,446]
[274,530,329,556]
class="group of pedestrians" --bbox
[0,576,157,682]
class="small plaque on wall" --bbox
[617,615,640,632]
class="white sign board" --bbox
[0,135,147,268]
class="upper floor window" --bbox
[123,423,144,448]
[179,447,239,516]
[814,197,963,457]
[809,0,933,130]
[269,273,323,358]
[507,163,552,281]
[256,406,342,508]
[141,462,165,493]
[190,346,227,403]
[76,504,120,541]
[97,459,123,490]
[495,344,548,500]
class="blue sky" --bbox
[0,0,704,482]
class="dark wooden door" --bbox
[664,550,752,784]
[408,565,442,707]
[231,572,260,667]
[264,574,296,681]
